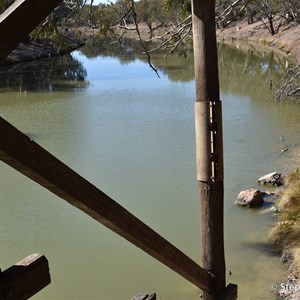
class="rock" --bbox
[280,148,288,154]
[132,293,156,300]
[235,189,265,207]
[257,172,283,186]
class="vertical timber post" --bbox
[191,0,226,299]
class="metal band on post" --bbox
[195,101,224,183]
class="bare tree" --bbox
[283,0,300,23]
[249,0,285,35]
[216,0,249,28]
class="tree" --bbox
[134,0,166,38]
[249,0,284,35]
[216,0,249,28]
[283,0,300,23]
[164,0,191,24]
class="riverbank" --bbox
[216,18,300,64]
[269,170,300,300]
[216,18,300,299]
[0,29,84,66]
[113,18,300,64]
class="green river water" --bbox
[1,40,300,299]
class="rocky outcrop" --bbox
[257,172,284,186]
[235,188,265,208]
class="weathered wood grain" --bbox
[192,0,228,299]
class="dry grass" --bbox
[270,169,300,281]
[288,168,300,184]
[292,247,300,276]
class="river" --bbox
[0,39,300,299]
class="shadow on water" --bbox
[0,54,88,92]
[80,37,195,82]
[242,241,279,257]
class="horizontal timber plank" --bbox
[0,0,63,62]
[0,254,50,299]
[0,117,213,292]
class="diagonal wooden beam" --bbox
[0,0,63,62]
[0,117,214,292]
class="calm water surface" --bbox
[1,40,300,299]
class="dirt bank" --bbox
[216,18,300,64]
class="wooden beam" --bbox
[0,0,63,62]
[0,117,213,292]
[0,254,50,299]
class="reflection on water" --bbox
[0,54,88,92]
[0,40,299,300]
[218,42,287,99]
[80,38,195,82]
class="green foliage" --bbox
[164,0,191,22]
[164,0,191,14]
[28,0,87,51]
[135,0,167,32]
[97,5,119,36]
[30,23,75,54]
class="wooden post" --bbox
[0,254,50,299]
[218,284,238,300]
[0,116,213,292]
[191,0,226,299]
[0,0,63,62]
